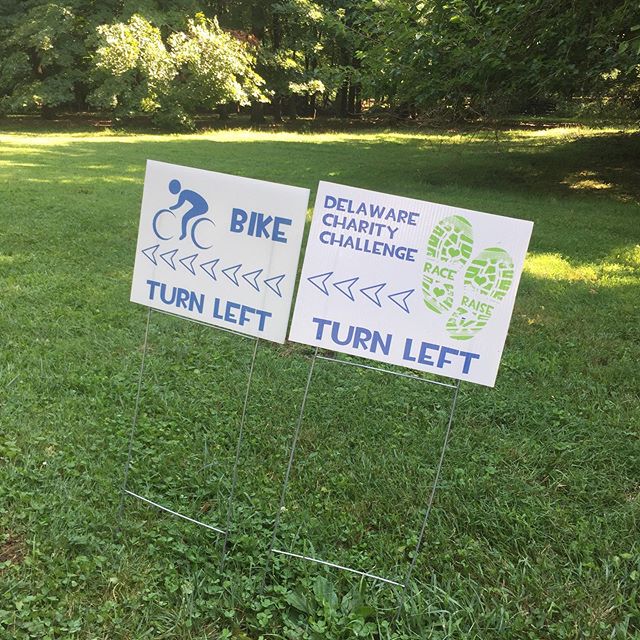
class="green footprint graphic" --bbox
[446,247,514,340]
[422,215,474,314]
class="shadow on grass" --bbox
[1,129,638,267]
[418,132,640,203]
[3,130,639,195]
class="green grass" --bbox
[0,123,639,639]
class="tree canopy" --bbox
[1,0,638,127]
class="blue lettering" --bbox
[160,285,177,306]
[437,346,459,369]
[253,214,272,239]
[459,350,480,374]
[147,279,161,300]
[190,292,204,314]
[331,322,354,346]
[324,195,337,210]
[272,217,292,243]
[322,213,336,227]
[176,288,189,308]
[312,317,332,339]
[147,280,204,313]
[230,208,291,243]
[369,204,385,219]
[224,301,241,323]
[319,230,333,245]
[402,338,477,373]
[212,297,223,320]
[418,342,439,366]
[403,338,416,362]
[352,326,372,350]
[255,308,272,331]
[371,331,392,355]
[212,297,272,331]
[312,318,392,354]
[230,207,247,233]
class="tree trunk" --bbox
[286,96,297,120]
[41,104,57,120]
[352,55,362,116]
[251,102,265,124]
[272,97,283,123]
[250,2,266,40]
[347,83,356,115]
[338,80,349,117]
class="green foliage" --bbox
[90,13,266,129]
[169,14,266,108]
[358,0,640,119]
[251,0,335,111]
[91,14,174,116]
[0,1,639,125]
[0,2,87,114]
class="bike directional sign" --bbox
[289,181,533,386]
[131,160,309,343]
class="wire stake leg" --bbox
[394,379,461,622]
[119,307,153,522]
[264,347,319,582]
[220,337,260,570]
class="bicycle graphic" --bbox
[152,179,215,250]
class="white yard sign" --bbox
[131,160,309,343]
[289,181,533,386]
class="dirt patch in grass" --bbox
[0,532,26,568]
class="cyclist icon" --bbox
[152,179,215,250]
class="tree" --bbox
[357,0,640,120]
[90,14,174,119]
[90,13,267,128]
[0,0,638,124]
[0,2,90,115]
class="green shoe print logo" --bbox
[421,215,474,315]
[422,218,514,340]
[446,247,514,340]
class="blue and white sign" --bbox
[289,181,533,386]
[131,160,309,343]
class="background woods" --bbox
[1,0,639,128]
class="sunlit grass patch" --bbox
[524,253,599,282]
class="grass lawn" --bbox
[0,122,638,639]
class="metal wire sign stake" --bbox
[267,347,461,594]
[279,180,534,615]
[120,160,310,561]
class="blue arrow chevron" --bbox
[360,282,386,307]
[333,276,359,301]
[222,263,242,286]
[388,288,414,314]
[142,244,159,265]
[242,268,263,292]
[160,248,178,270]
[264,274,285,297]
[179,253,198,275]
[307,271,333,295]
[199,258,219,281]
